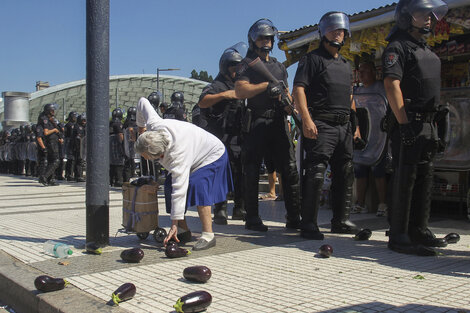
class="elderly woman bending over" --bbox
[135,97,232,250]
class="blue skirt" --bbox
[164,150,233,213]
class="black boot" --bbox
[243,158,268,232]
[388,233,437,256]
[330,161,359,234]
[408,162,447,248]
[214,201,228,225]
[300,164,325,240]
[232,197,246,220]
[280,161,301,229]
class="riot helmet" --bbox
[319,12,350,49]
[394,0,448,34]
[248,18,278,52]
[112,108,123,120]
[43,103,57,117]
[24,124,32,133]
[67,111,78,122]
[127,107,137,121]
[159,102,170,111]
[148,92,161,109]
[171,92,184,107]
[78,113,86,125]
[19,125,25,134]
[219,42,247,78]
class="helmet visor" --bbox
[408,0,448,21]
[224,42,248,60]
[249,19,278,42]
[319,12,350,37]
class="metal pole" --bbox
[62,98,66,122]
[115,88,118,109]
[157,68,160,92]
[86,0,110,246]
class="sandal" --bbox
[259,193,277,200]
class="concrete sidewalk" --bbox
[0,174,469,313]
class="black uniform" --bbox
[64,120,76,180]
[38,114,60,185]
[73,121,86,182]
[55,122,66,180]
[382,29,446,250]
[163,103,187,121]
[294,43,357,236]
[109,120,125,187]
[122,117,137,182]
[237,51,300,230]
[198,74,246,221]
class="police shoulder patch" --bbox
[384,52,399,68]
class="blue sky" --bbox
[0,0,393,93]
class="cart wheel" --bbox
[137,232,149,240]
[153,228,167,243]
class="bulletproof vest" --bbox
[163,106,186,121]
[400,41,441,112]
[65,122,75,138]
[223,99,244,136]
[311,54,351,115]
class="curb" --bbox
[0,251,128,313]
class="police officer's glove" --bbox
[399,123,416,146]
[267,82,283,99]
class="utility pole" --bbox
[86,0,110,246]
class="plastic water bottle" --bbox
[43,240,73,258]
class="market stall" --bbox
[278,0,470,218]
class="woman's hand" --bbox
[163,224,179,246]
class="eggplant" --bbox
[319,244,333,258]
[444,233,460,244]
[85,242,102,255]
[34,275,69,292]
[354,229,372,241]
[165,244,191,258]
[111,282,136,305]
[120,248,144,263]
[183,266,212,283]
[173,290,212,313]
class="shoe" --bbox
[275,195,284,201]
[245,221,268,232]
[66,176,74,182]
[48,180,59,186]
[177,230,192,244]
[75,177,86,182]
[376,203,388,217]
[300,228,324,240]
[285,218,301,230]
[388,234,437,256]
[192,237,216,251]
[331,221,359,234]
[232,207,246,220]
[351,204,367,214]
[409,228,447,248]
[259,193,276,201]
[39,176,48,186]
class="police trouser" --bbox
[241,116,300,224]
[302,120,354,227]
[37,148,48,179]
[43,143,60,182]
[389,121,437,240]
[123,157,136,182]
[228,145,243,211]
[74,156,84,179]
[110,164,124,185]
[66,157,75,179]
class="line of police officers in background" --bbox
[0,0,455,257]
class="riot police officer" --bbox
[293,12,360,239]
[382,0,449,255]
[197,42,248,224]
[73,114,86,182]
[235,19,300,232]
[110,108,125,187]
[162,91,187,121]
[55,121,66,180]
[65,112,78,181]
[38,103,62,186]
[123,106,137,182]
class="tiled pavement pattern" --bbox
[0,175,469,312]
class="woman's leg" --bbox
[197,205,213,233]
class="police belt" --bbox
[312,113,350,124]
[254,109,277,119]
[407,111,436,123]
